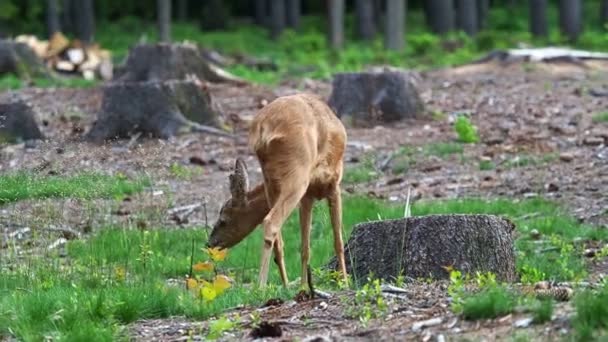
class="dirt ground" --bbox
[1,60,607,341]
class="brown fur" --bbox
[207,93,348,288]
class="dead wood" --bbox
[85,77,232,143]
[0,101,44,143]
[326,214,518,283]
[0,40,51,79]
[328,70,425,127]
[115,42,247,85]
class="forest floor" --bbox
[1,59,608,341]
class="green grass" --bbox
[592,112,608,123]
[532,298,554,324]
[343,155,378,184]
[0,74,98,91]
[392,142,464,174]
[572,283,608,341]
[1,193,606,340]
[462,285,516,320]
[0,172,149,205]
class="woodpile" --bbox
[14,32,112,81]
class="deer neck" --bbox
[240,183,270,236]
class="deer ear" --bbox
[229,157,249,206]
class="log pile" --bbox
[14,32,112,80]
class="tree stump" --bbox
[115,42,246,84]
[0,40,51,79]
[85,77,231,143]
[327,70,425,127]
[326,214,517,283]
[0,101,44,143]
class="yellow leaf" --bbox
[206,247,228,262]
[201,286,217,301]
[186,278,198,290]
[192,261,214,272]
[213,275,232,294]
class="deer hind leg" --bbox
[258,175,309,287]
[299,196,314,289]
[273,231,288,286]
[328,184,348,283]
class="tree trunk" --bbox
[477,0,489,30]
[177,0,187,21]
[328,0,345,49]
[60,0,75,36]
[270,0,285,39]
[0,101,44,143]
[601,0,608,30]
[157,0,171,42]
[427,0,455,35]
[327,70,425,126]
[73,0,95,44]
[286,0,300,29]
[325,214,518,284]
[254,0,268,27]
[384,0,405,51]
[46,0,61,38]
[559,0,582,42]
[355,0,376,40]
[529,0,548,38]
[457,0,477,36]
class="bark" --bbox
[73,0,95,44]
[427,0,455,34]
[85,78,228,143]
[559,0,582,42]
[60,0,74,35]
[0,101,44,143]
[325,214,518,283]
[529,0,548,38]
[270,0,285,39]
[384,0,405,51]
[457,0,478,36]
[115,43,246,85]
[328,0,345,49]
[0,41,51,80]
[46,0,61,38]
[254,0,269,27]
[355,0,376,40]
[157,0,171,42]
[327,70,425,127]
[286,0,300,29]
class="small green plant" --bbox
[206,315,238,340]
[343,155,378,184]
[572,284,608,341]
[479,160,495,170]
[531,298,554,324]
[447,269,467,313]
[169,163,201,180]
[461,285,515,320]
[454,116,480,143]
[592,111,608,123]
[345,278,388,325]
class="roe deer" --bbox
[206,93,348,288]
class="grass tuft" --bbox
[462,285,515,320]
[0,172,149,205]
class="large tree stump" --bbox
[0,101,44,143]
[0,40,51,79]
[85,77,231,143]
[115,42,246,84]
[326,214,517,283]
[327,70,425,127]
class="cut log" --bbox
[85,77,232,143]
[325,214,518,283]
[115,42,246,85]
[0,101,44,143]
[472,47,608,65]
[327,70,425,126]
[0,40,52,80]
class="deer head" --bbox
[207,158,266,249]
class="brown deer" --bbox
[206,93,348,288]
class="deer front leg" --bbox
[328,184,348,284]
[258,180,308,287]
[299,196,313,289]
